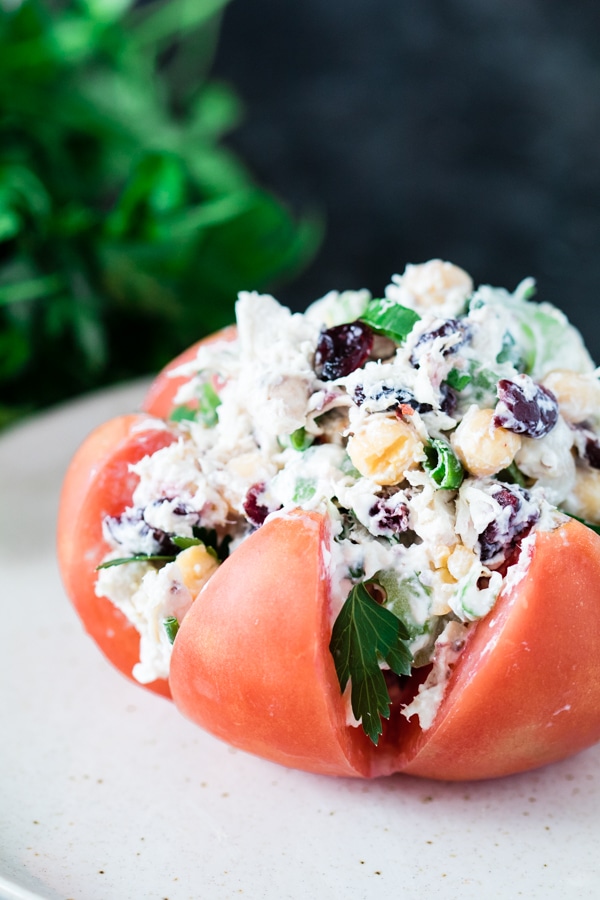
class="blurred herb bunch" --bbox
[0,0,320,427]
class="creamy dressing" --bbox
[95,260,600,732]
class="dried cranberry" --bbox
[584,435,600,469]
[478,486,539,568]
[493,377,559,439]
[243,483,271,527]
[315,321,374,380]
[368,493,410,537]
[104,507,178,555]
[410,320,469,367]
[439,382,457,416]
[570,425,600,470]
[354,382,432,414]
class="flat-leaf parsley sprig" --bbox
[329,580,412,745]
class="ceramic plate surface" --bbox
[1,382,600,900]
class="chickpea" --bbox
[451,406,522,477]
[401,260,473,310]
[176,544,219,597]
[565,467,600,525]
[542,369,600,424]
[347,414,424,486]
[447,544,478,581]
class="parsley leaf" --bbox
[446,367,471,391]
[329,581,412,745]
[360,299,420,343]
[96,553,176,569]
[192,526,231,561]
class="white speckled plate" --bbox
[1,382,600,900]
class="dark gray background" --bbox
[213,0,600,361]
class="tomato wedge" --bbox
[58,415,176,698]
[169,512,600,779]
[169,510,374,777]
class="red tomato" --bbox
[58,414,176,698]
[59,357,600,779]
[393,519,600,780]
[169,510,374,777]
[169,511,600,780]
[142,326,237,420]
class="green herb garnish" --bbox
[172,534,219,560]
[497,461,528,487]
[96,553,176,569]
[423,439,464,490]
[280,427,314,451]
[96,531,224,570]
[197,382,222,427]
[360,299,420,344]
[163,616,180,644]
[192,526,231,561]
[170,406,198,423]
[446,368,472,391]
[329,581,412,745]
[292,477,316,503]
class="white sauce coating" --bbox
[95,260,597,730]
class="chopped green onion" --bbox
[198,382,222,427]
[423,439,464,490]
[163,616,180,644]
[292,477,317,503]
[280,427,314,451]
[360,298,420,343]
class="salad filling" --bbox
[95,259,600,743]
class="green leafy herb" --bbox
[163,616,180,644]
[0,0,321,428]
[280,427,314,451]
[96,532,222,569]
[192,526,231,561]
[196,381,222,426]
[423,439,464,490]
[360,299,420,344]
[172,534,218,559]
[497,461,528,487]
[329,581,412,745]
[292,476,317,503]
[170,405,197,422]
[561,511,600,536]
[446,367,471,391]
[96,553,176,569]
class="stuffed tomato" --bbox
[59,260,600,779]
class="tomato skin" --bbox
[59,334,600,778]
[58,414,176,698]
[169,510,374,777]
[142,326,237,420]
[169,513,600,779]
[389,519,600,780]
